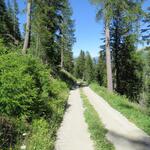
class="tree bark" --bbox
[105,20,113,92]
[22,0,31,54]
[61,39,64,69]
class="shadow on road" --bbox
[107,130,150,150]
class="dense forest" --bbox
[0,0,150,149]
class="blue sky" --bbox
[69,0,104,57]
[8,0,150,57]
[70,0,150,57]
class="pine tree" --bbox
[0,0,13,44]
[147,50,150,107]
[144,48,150,107]
[142,7,150,44]
[95,51,106,86]
[84,52,94,83]
[12,0,21,42]
[90,0,144,92]
[7,0,21,45]
[110,1,144,101]
[90,0,120,92]
[117,35,143,102]
[74,50,85,79]
[30,0,67,67]
[141,7,150,105]
[60,0,75,72]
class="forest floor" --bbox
[55,86,150,150]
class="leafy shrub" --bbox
[27,119,52,150]
[0,52,69,149]
[0,38,9,55]
[0,38,20,55]
[51,79,69,123]
[26,80,69,150]
[0,53,54,118]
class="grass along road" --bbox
[90,83,150,135]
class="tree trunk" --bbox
[22,0,31,54]
[61,39,64,69]
[105,21,113,92]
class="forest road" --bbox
[82,86,150,150]
[55,88,94,150]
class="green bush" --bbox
[27,119,52,150]
[48,78,69,123]
[0,53,53,118]
[0,38,9,55]
[0,53,69,149]
[26,80,69,150]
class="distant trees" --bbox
[74,50,95,83]
[84,52,94,83]
[74,50,85,79]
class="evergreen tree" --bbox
[142,7,150,44]
[30,0,75,70]
[147,50,150,107]
[84,52,94,83]
[143,48,150,107]
[60,0,75,73]
[90,0,144,92]
[110,1,144,101]
[64,49,74,73]
[12,0,21,42]
[95,51,106,87]
[7,0,21,45]
[74,50,85,79]
[90,0,117,91]
[116,35,143,102]
[0,0,13,45]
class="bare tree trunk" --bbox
[22,0,31,54]
[105,21,113,92]
[61,39,64,69]
[61,48,64,69]
[13,7,16,42]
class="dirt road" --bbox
[55,88,94,150]
[83,86,150,150]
